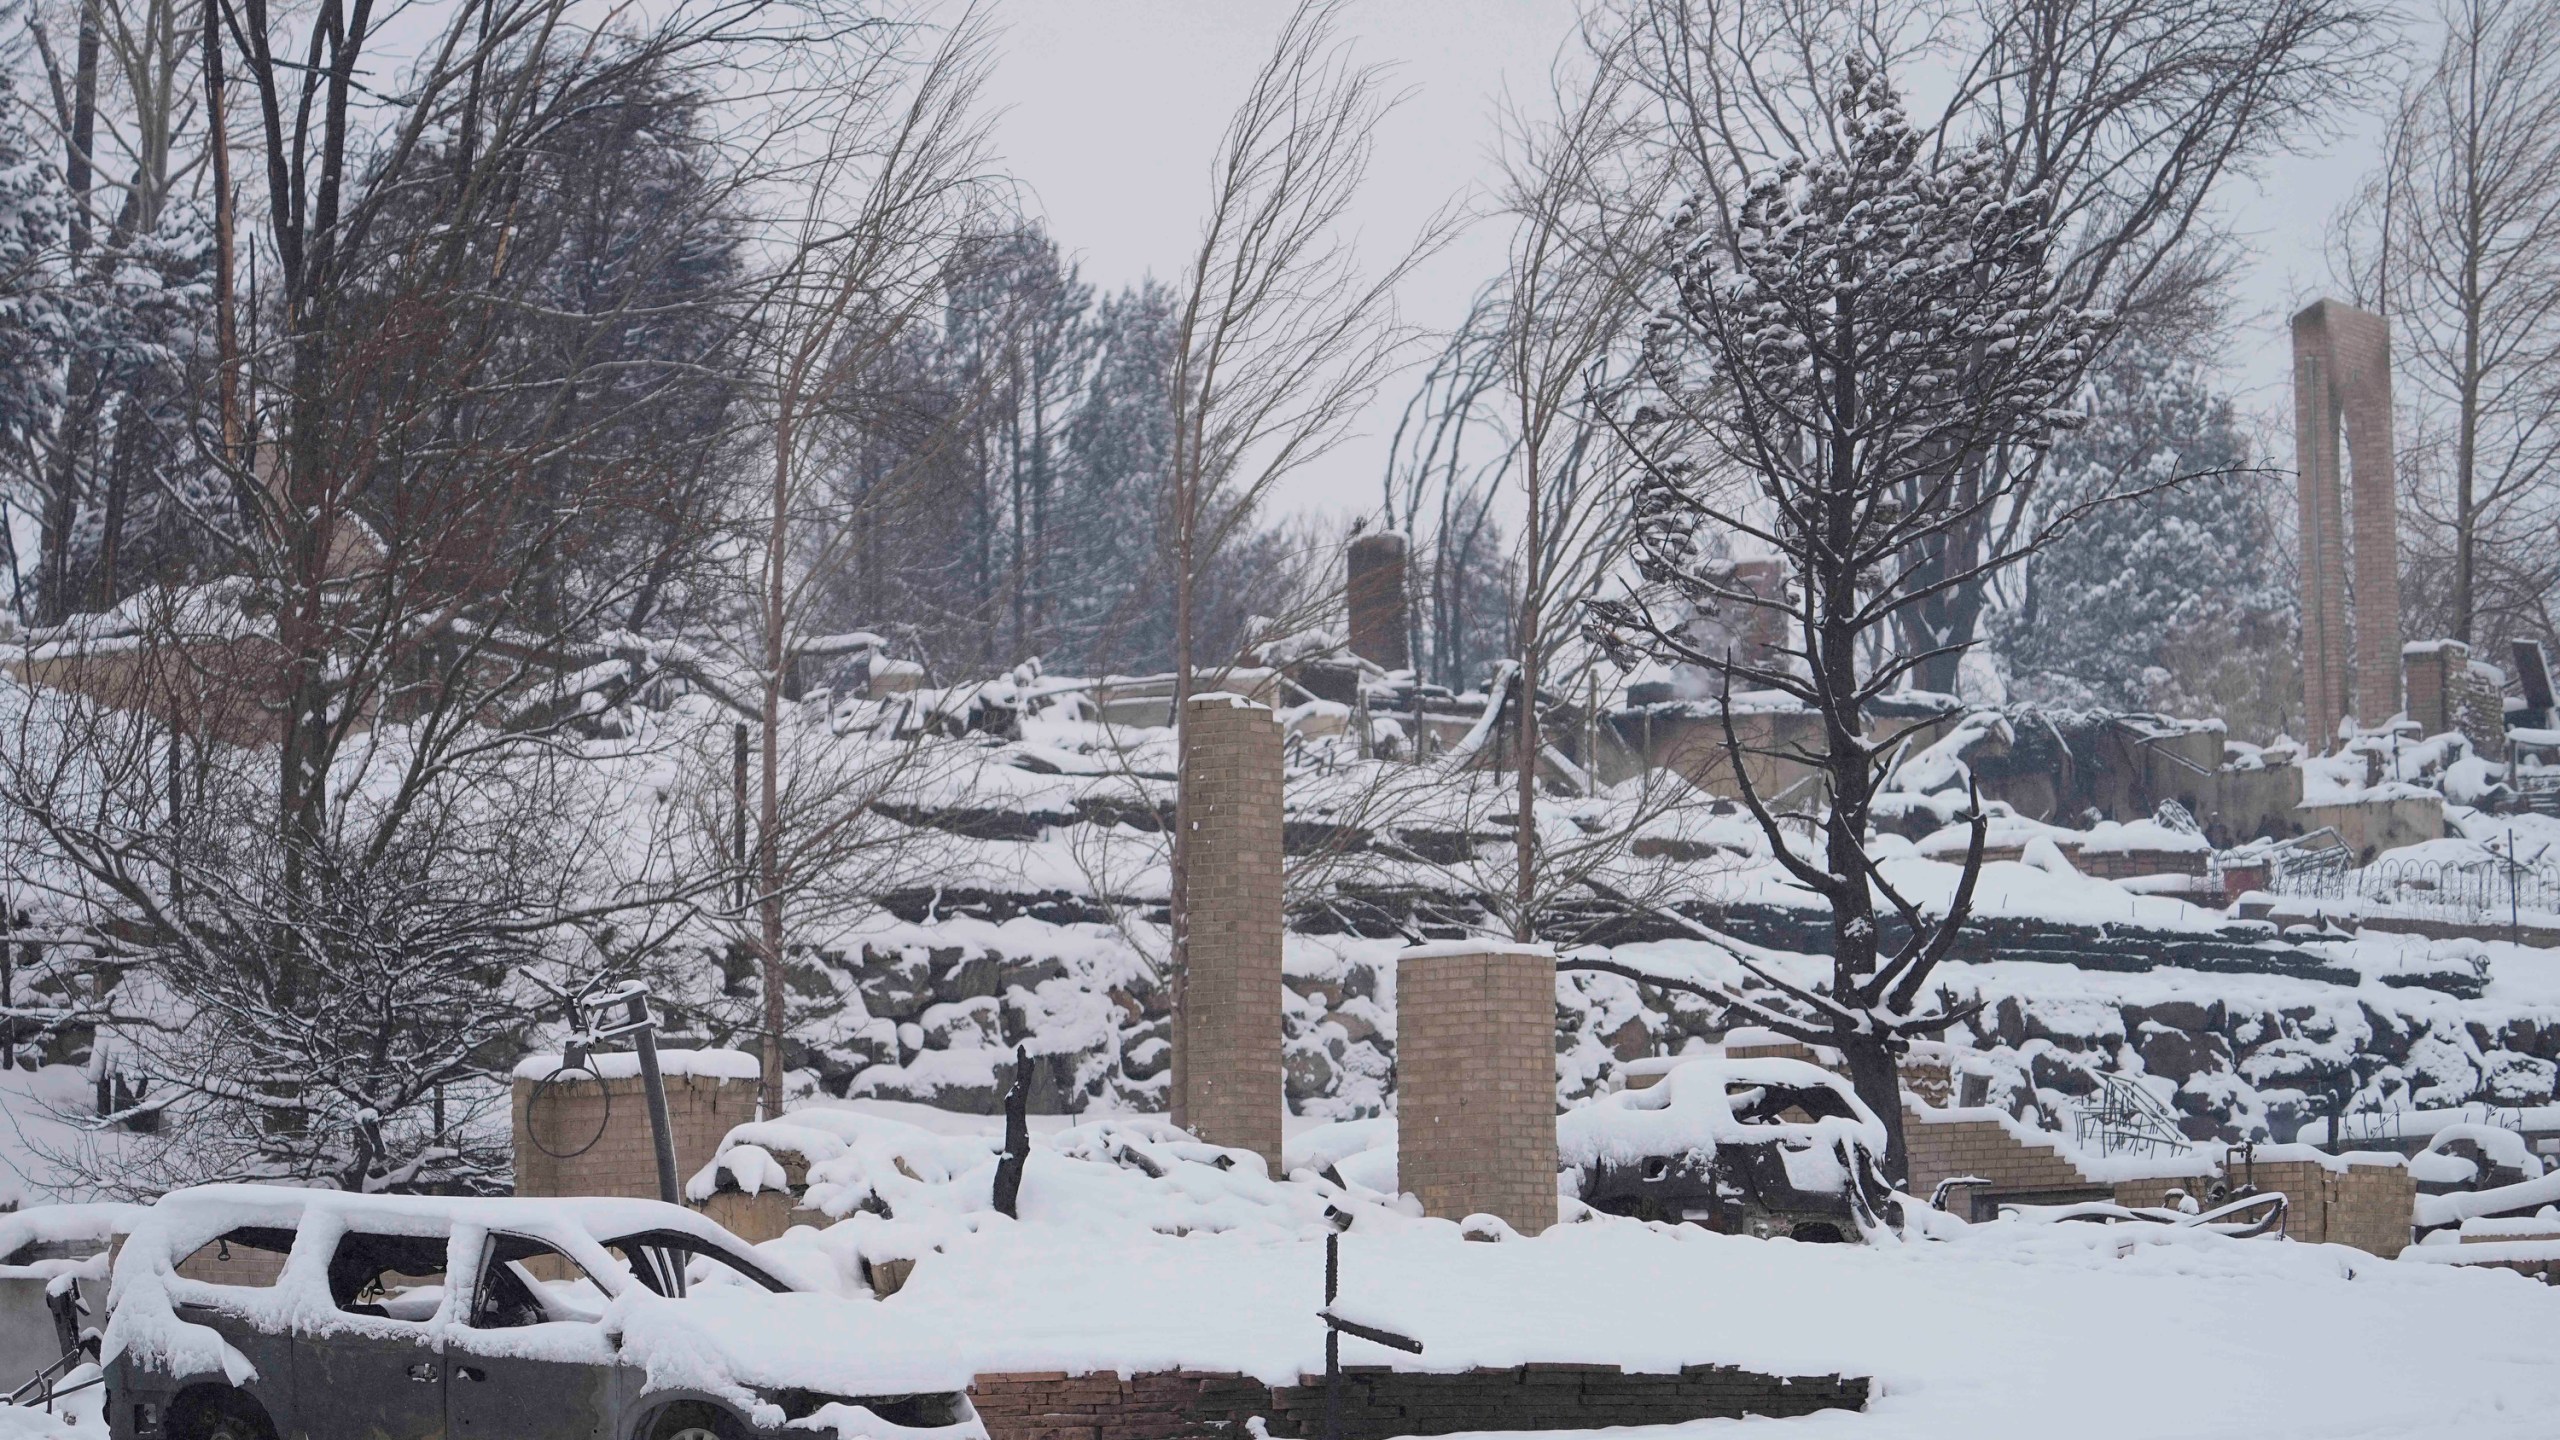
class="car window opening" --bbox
[477,1234,608,1328]
[173,1226,295,1288]
[600,1230,794,1297]
[326,1231,450,1322]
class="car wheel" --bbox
[650,1402,751,1440]
[170,1388,277,1440]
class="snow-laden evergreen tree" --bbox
[0,83,77,559]
[1589,63,2103,1186]
[2002,342,2288,715]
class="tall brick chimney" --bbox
[1396,941,1558,1234]
[2293,299,2401,744]
[1174,693,1285,1177]
[1346,532,1410,671]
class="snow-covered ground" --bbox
[696,1107,2560,1440]
[876,1219,2558,1439]
[3,1098,2555,1440]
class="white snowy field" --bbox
[857,1213,2558,1440]
[695,1106,2560,1440]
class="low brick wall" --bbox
[1905,1108,2107,1216]
[1903,1107,2218,1221]
[512,1068,757,1200]
[1974,845,2207,880]
[968,1364,1868,1440]
[969,1371,1268,1440]
[2237,1156,2412,1257]
[1271,1364,1868,1436]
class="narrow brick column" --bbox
[1395,942,1557,1233]
[2293,299,2400,742]
[1345,532,1410,671]
[2404,641,2457,736]
[1178,694,1285,1177]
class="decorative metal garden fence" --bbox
[2266,838,2560,927]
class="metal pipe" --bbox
[628,992,681,1207]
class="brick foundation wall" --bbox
[1904,1109,2111,1217]
[1397,944,1558,1233]
[969,1365,1867,1440]
[512,1070,757,1200]
[2074,848,2209,881]
[969,1370,1270,1440]
[1901,1107,2221,1220]
[2403,641,2508,760]
[2236,1157,2412,1257]
[1178,696,1285,1177]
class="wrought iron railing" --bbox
[2261,837,2560,925]
[2072,1072,2192,1158]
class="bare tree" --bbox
[737,8,997,1113]
[2336,0,2560,650]
[0,594,699,1194]
[8,0,214,621]
[1159,0,1443,1128]
[0,0,828,1190]
[1379,300,1513,693]
[1482,38,1664,941]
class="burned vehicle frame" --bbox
[101,1186,982,1440]
[1563,1057,1896,1243]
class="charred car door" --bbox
[293,1225,454,1440]
[444,1232,617,1440]
[156,1226,300,1435]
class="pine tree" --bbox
[1590,63,2100,1184]
[2002,343,2289,717]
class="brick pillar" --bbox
[2403,641,2457,736]
[1177,694,1285,1177]
[1345,532,1410,671]
[1396,943,1557,1233]
[2293,300,2400,744]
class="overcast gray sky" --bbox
[969,0,2408,524]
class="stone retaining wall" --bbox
[968,1364,1869,1440]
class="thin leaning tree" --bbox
[1158,0,1443,1129]
[1587,66,2140,1184]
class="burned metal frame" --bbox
[1318,1227,1421,1440]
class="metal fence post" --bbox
[2510,829,2522,945]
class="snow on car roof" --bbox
[143,1183,760,1252]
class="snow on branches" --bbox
[1586,63,2108,1181]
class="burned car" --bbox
[102,1186,983,1440]
[1561,1056,1893,1242]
